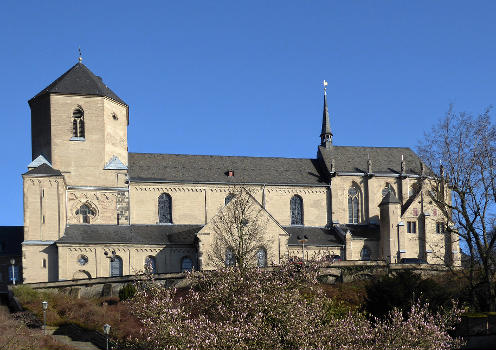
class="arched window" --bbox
[348,186,360,224]
[382,183,396,197]
[145,256,157,274]
[110,256,123,277]
[72,107,85,138]
[181,257,193,272]
[76,203,95,224]
[290,195,304,226]
[360,246,371,261]
[158,193,172,224]
[256,247,267,267]
[225,193,235,206]
[225,248,235,267]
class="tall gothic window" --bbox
[76,203,95,224]
[158,193,172,224]
[225,193,235,206]
[348,186,360,224]
[72,107,85,138]
[290,195,304,226]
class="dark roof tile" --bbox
[285,226,343,246]
[57,224,202,245]
[129,153,327,185]
[23,163,62,176]
[29,63,126,106]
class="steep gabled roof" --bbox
[29,63,127,106]
[23,163,62,176]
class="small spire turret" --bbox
[320,80,333,148]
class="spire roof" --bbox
[320,93,332,137]
[29,62,127,106]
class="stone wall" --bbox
[26,263,455,298]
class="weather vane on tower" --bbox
[78,47,83,63]
[323,79,328,95]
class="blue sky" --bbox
[1,1,495,225]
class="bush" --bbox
[119,283,136,301]
[364,271,458,319]
[122,264,464,350]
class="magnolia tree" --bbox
[121,264,464,350]
[208,187,271,269]
[418,106,496,311]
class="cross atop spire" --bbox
[78,47,83,63]
[320,80,333,148]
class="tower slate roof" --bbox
[29,63,127,106]
[320,93,332,137]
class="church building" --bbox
[21,60,460,283]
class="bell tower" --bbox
[28,60,129,187]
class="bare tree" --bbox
[417,106,496,311]
[208,187,271,269]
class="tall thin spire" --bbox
[320,80,333,148]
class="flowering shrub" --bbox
[122,264,464,350]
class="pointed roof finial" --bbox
[323,79,328,95]
[78,47,83,63]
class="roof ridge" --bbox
[129,152,315,161]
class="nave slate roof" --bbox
[128,146,425,185]
[29,62,127,106]
[128,153,326,185]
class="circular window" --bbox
[78,254,88,266]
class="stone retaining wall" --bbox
[24,262,455,298]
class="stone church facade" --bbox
[21,61,460,283]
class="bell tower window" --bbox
[72,107,85,139]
